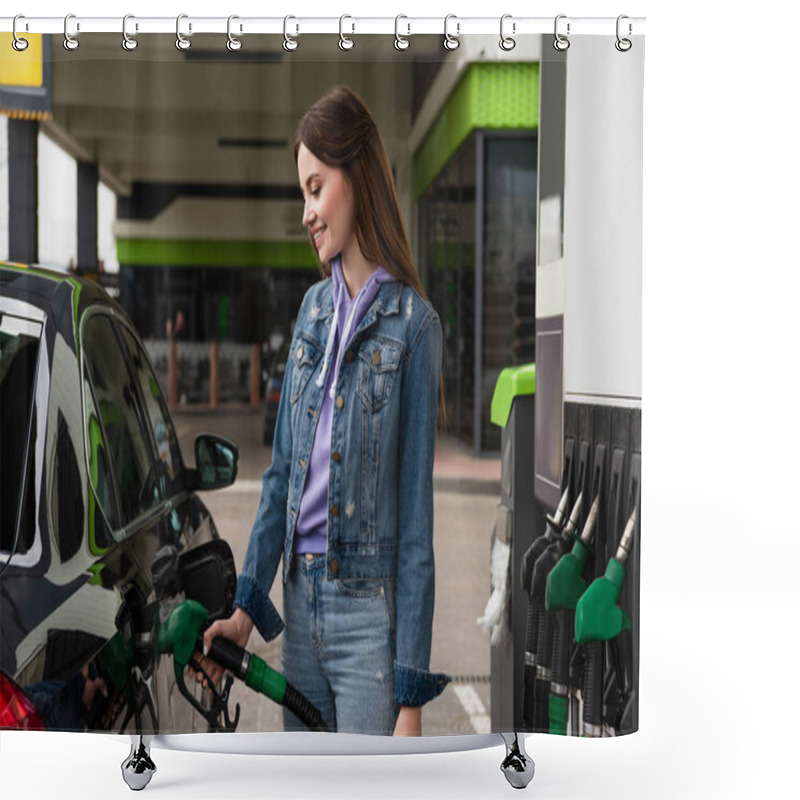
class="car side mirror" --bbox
[191,433,238,490]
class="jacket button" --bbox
[336,395,344,409]
[345,350,354,363]
[331,504,339,517]
[332,451,341,463]
[372,349,381,366]
[297,345,304,360]
[330,559,339,576]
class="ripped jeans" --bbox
[280,553,398,735]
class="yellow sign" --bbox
[0,33,44,88]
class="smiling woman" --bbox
[297,145,357,269]
[201,87,450,737]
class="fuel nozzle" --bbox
[545,494,600,612]
[575,508,636,644]
[531,492,583,600]
[615,507,637,565]
[560,492,584,542]
[546,487,571,531]
[520,488,570,594]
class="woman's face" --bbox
[297,143,356,266]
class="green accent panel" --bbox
[117,239,318,269]
[491,363,536,429]
[548,693,569,735]
[87,562,105,586]
[414,62,540,197]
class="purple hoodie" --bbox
[294,257,397,553]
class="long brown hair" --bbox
[295,86,446,430]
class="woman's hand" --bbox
[393,705,422,736]
[188,608,254,689]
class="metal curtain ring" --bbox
[615,14,632,52]
[12,15,29,52]
[443,14,460,51]
[339,15,354,50]
[63,13,79,51]
[122,14,138,51]
[553,14,570,51]
[499,14,516,51]
[283,16,299,51]
[395,15,410,51]
[176,14,191,51]
[227,15,242,51]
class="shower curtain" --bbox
[1,19,644,743]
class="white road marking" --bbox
[453,684,491,734]
[209,479,263,494]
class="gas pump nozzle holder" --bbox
[574,508,637,644]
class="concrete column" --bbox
[8,120,37,264]
[250,344,261,408]
[209,342,220,408]
[77,161,98,271]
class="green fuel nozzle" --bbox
[574,508,636,644]
[153,594,328,732]
[545,494,600,612]
[154,598,209,679]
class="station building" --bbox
[1,32,541,454]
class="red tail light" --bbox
[0,672,45,730]
[268,390,281,404]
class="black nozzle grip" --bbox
[200,635,249,681]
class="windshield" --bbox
[0,312,41,554]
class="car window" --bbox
[82,364,121,531]
[82,313,156,527]
[115,323,183,503]
[0,313,40,555]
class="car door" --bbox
[80,308,220,734]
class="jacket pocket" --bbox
[289,335,322,404]
[355,340,403,413]
[334,578,385,599]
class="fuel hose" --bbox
[520,489,570,730]
[582,640,603,737]
[203,635,330,732]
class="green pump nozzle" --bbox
[574,508,636,644]
[154,598,328,732]
[545,494,600,612]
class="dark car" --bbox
[0,262,239,736]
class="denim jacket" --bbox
[234,276,450,708]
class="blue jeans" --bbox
[280,553,398,735]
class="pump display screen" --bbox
[534,318,563,511]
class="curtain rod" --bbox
[1,16,646,38]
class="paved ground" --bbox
[173,406,501,736]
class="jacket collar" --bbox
[317,276,402,325]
